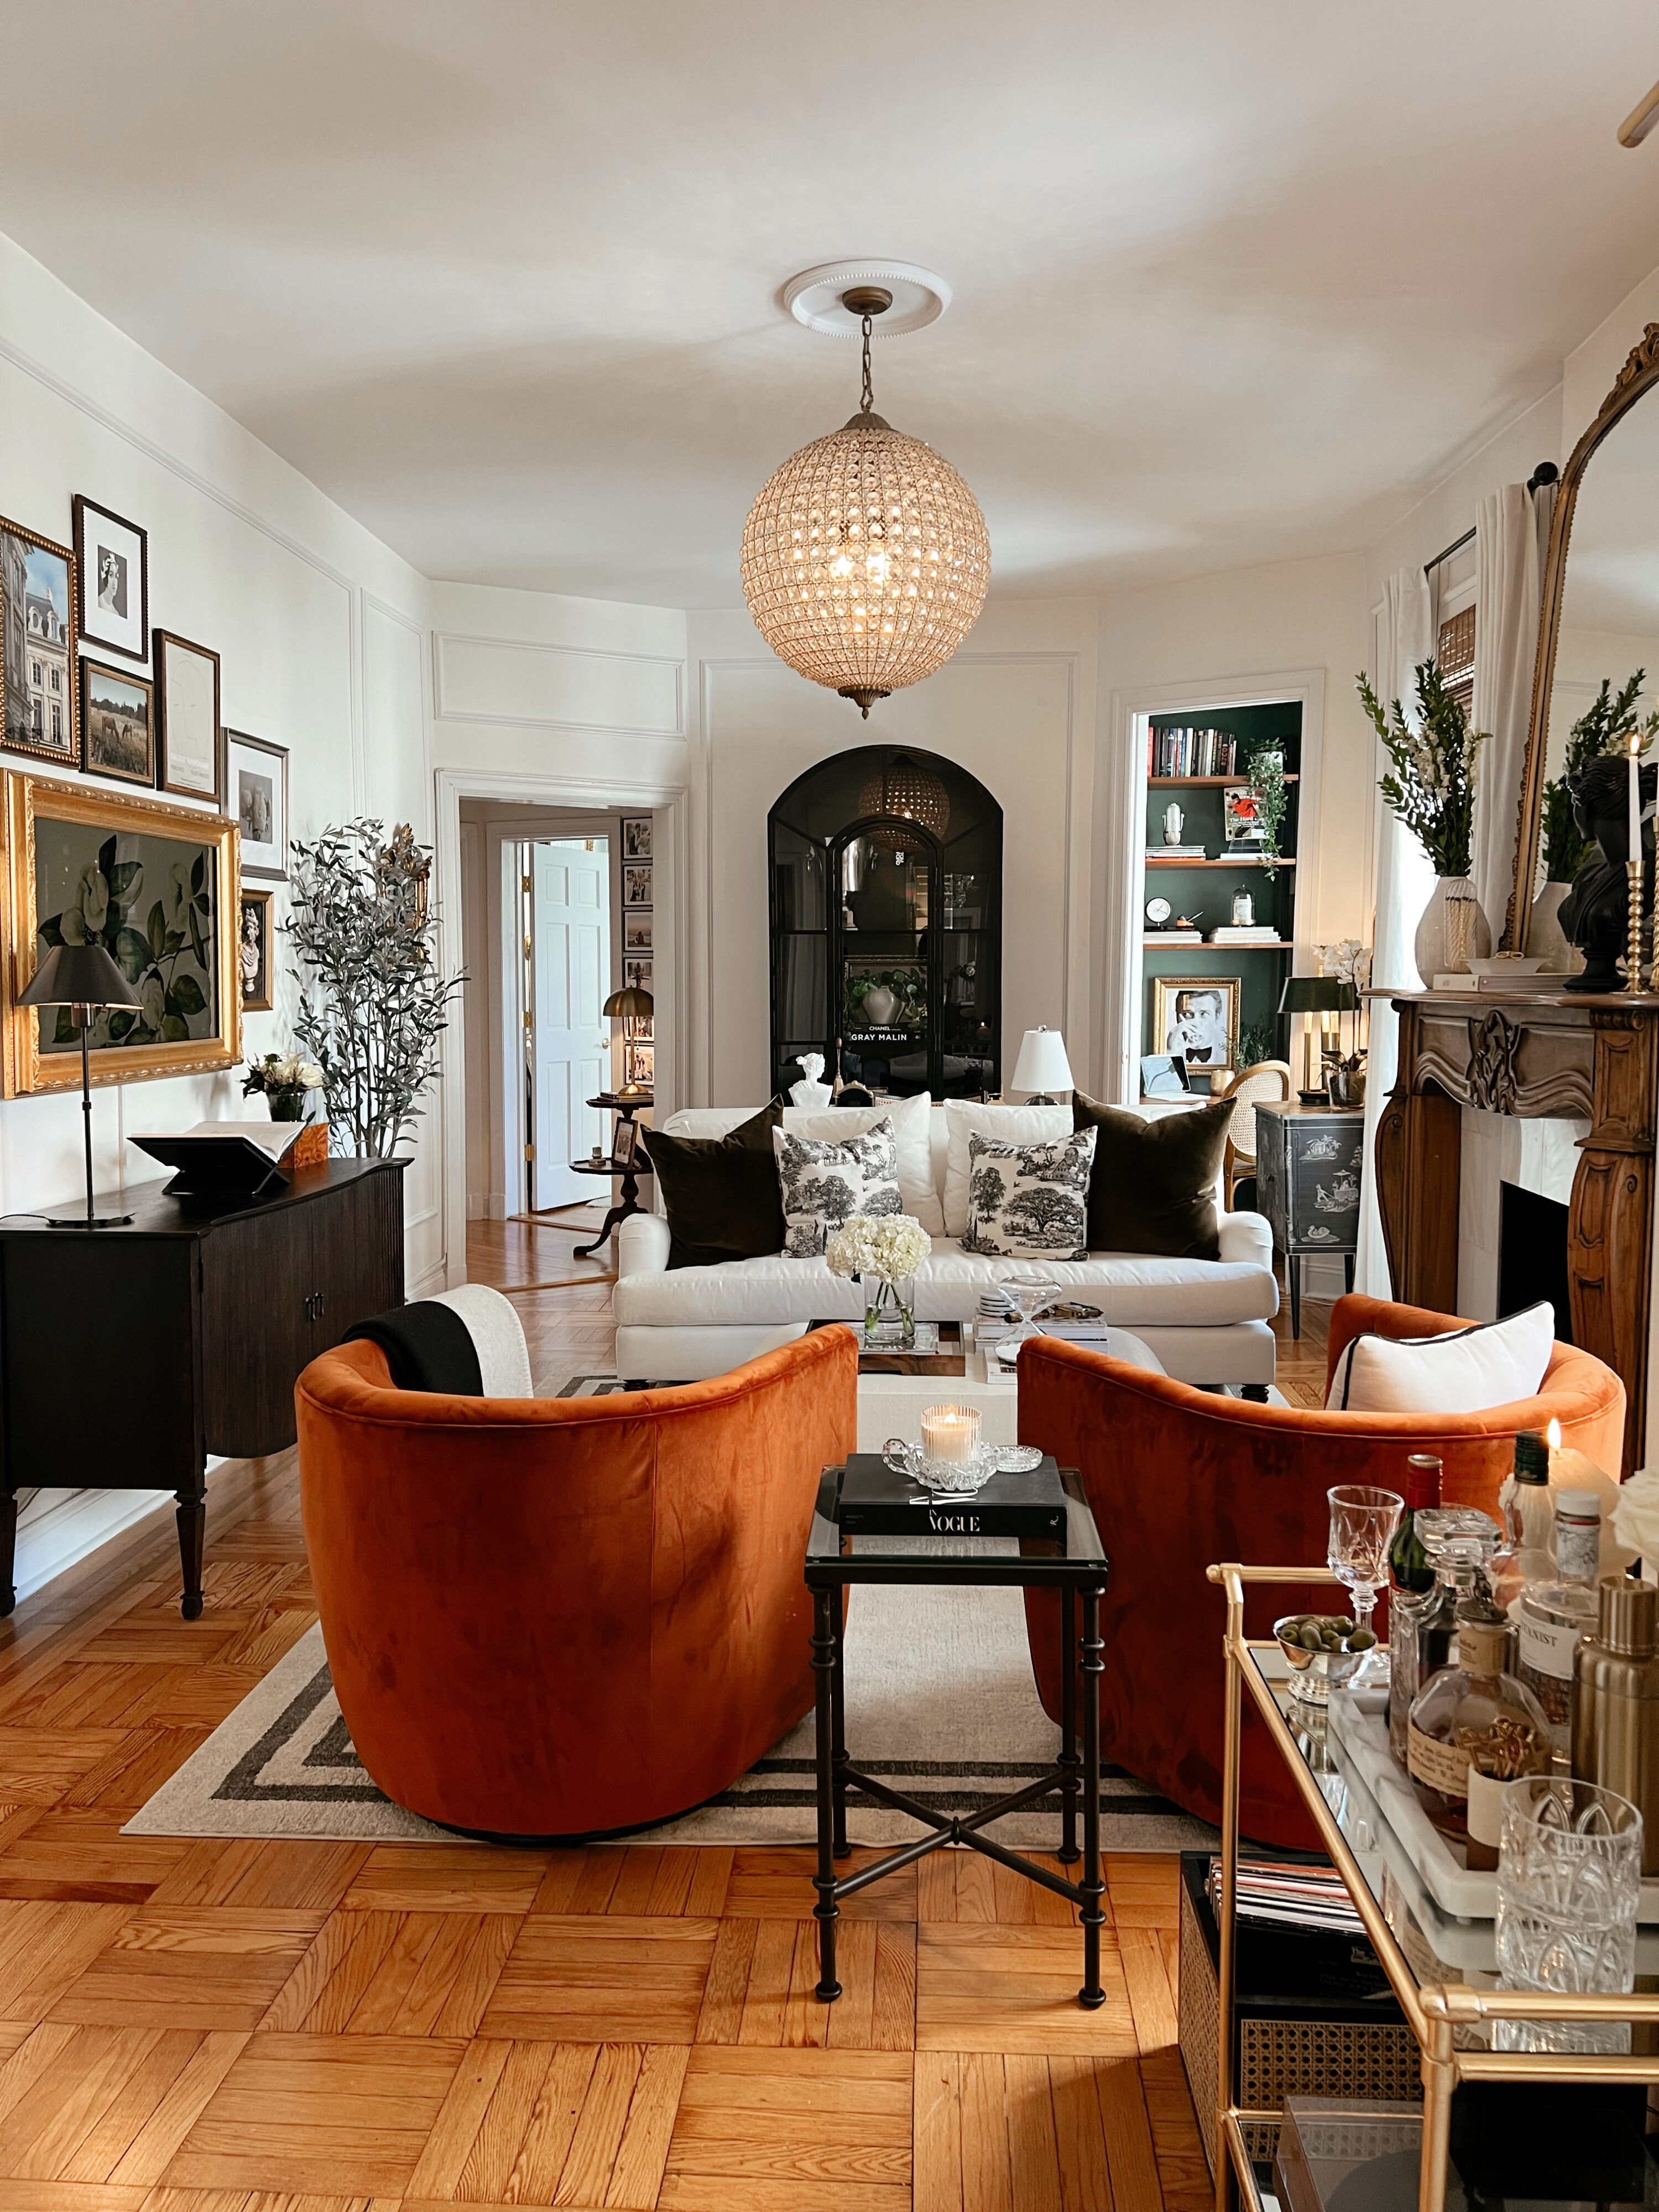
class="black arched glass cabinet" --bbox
[768,747,1003,1099]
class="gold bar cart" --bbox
[1208,1561,1659,2212]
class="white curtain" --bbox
[1470,483,1547,941]
[1354,567,1437,1298]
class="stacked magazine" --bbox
[1207,1858,1364,1934]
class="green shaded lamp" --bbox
[19,943,143,1227]
[1278,975,1359,1103]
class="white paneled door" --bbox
[529,839,609,1209]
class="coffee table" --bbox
[803,1453,1110,2010]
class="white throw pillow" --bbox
[961,1129,1095,1260]
[1326,1302,1556,1415]
[786,1091,943,1237]
[773,1121,902,1258]
[942,1101,1072,1238]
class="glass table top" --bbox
[805,1457,1107,1572]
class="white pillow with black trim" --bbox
[1325,1301,1555,1415]
[960,1128,1095,1260]
[773,1120,902,1258]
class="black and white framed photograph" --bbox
[622,815,652,860]
[624,1041,654,1091]
[623,864,653,907]
[239,886,274,1011]
[155,629,222,801]
[0,516,78,766]
[72,495,148,664]
[226,729,288,880]
[624,956,653,994]
[624,914,651,952]
[613,1118,640,1169]
[80,659,155,785]
[1153,974,1240,1074]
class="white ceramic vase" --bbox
[863,984,898,1027]
[1530,880,1583,973]
[1413,874,1491,986]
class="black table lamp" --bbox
[603,985,654,1097]
[1278,975,1359,1103]
[19,943,144,1227]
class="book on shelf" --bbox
[1146,844,1208,859]
[1144,929,1202,943]
[1146,726,1240,778]
[1208,926,1282,943]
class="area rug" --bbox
[126,1566,1215,1856]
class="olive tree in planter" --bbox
[286,819,465,1157]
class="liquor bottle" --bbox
[1573,1577,1659,1876]
[1500,1429,1555,1563]
[1385,1457,1441,1761]
[1387,1509,1501,1769]
[1516,1490,1603,1753]
[1407,1615,1553,1869]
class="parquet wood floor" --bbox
[0,1270,1334,2210]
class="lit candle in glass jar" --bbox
[921,1404,980,1465]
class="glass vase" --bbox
[268,1088,309,1122]
[859,1272,917,1349]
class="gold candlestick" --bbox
[1629,857,1645,993]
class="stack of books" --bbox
[1209,924,1281,945]
[1147,843,1207,860]
[1208,1857,1365,1934]
[1145,927,1202,944]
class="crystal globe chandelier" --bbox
[739,285,990,717]
[858,752,950,852]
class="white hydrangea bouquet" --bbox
[826,1213,931,1347]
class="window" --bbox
[1437,604,1476,721]
[29,660,40,687]
[49,665,60,693]
[50,703,61,742]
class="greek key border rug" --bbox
[126,1584,1215,1856]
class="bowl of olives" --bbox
[1272,1613,1378,1705]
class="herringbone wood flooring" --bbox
[0,1267,1329,2209]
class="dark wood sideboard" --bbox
[0,1157,408,1619]
[1375,989,1656,1473]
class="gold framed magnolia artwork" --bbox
[1,771,241,1097]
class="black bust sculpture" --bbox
[1559,752,1656,992]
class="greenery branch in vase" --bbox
[1357,659,1491,982]
[826,1213,931,1348]
[242,1052,325,1123]
[285,820,465,1158]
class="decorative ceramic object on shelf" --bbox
[1162,801,1185,846]
[1413,875,1491,987]
[862,983,898,1027]
[1531,879,1585,973]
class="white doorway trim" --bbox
[434,764,687,1289]
[1100,666,1328,1105]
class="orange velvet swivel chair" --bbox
[294,1324,856,1840]
[1018,1294,1625,1848]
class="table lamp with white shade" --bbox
[1012,1025,1074,1104]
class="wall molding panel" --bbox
[434,632,685,736]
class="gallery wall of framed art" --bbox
[619,813,654,1089]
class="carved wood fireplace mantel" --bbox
[1376,989,1658,1473]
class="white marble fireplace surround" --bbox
[1456,1108,1588,1324]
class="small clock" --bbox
[1145,896,1172,927]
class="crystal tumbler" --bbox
[1494,1776,1642,2054]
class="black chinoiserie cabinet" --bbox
[0,1158,407,1619]
[768,745,1004,1101]
[1253,1100,1364,1340]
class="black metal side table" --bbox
[803,1454,1110,2009]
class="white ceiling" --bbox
[4,2,1659,608]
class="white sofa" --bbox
[614,1099,1277,1390]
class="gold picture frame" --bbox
[2,771,241,1097]
[1151,973,1239,1079]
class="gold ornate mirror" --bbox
[1509,325,1659,950]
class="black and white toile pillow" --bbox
[773,1121,902,1257]
[961,1128,1096,1259]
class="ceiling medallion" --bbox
[739,270,990,717]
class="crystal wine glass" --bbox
[996,1268,1061,1357]
[1326,1484,1403,1688]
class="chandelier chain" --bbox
[860,314,874,415]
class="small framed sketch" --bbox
[0,516,78,766]
[1153,974,1239,1076]
[1222,784,1264,844]
[624,956,653,994]
[155,630,222,802]
[226,729,288,880]
[624,913,652,952]
[622,815,652,860]
[80,660,155,785]
[72,495,148,663]
[239,886,274,1011]
[623,864,652,907]
[624,1041,654,1091]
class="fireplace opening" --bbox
[1498,1181,1572,1344]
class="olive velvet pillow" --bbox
[1071,1089,1233,1259]
[640,1100,787,1270]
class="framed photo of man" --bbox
[155,630,222,802]
[72,495,148,664]
[226,730,288,880]
[0,517,78,767]
[1152,974,1239,1078]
